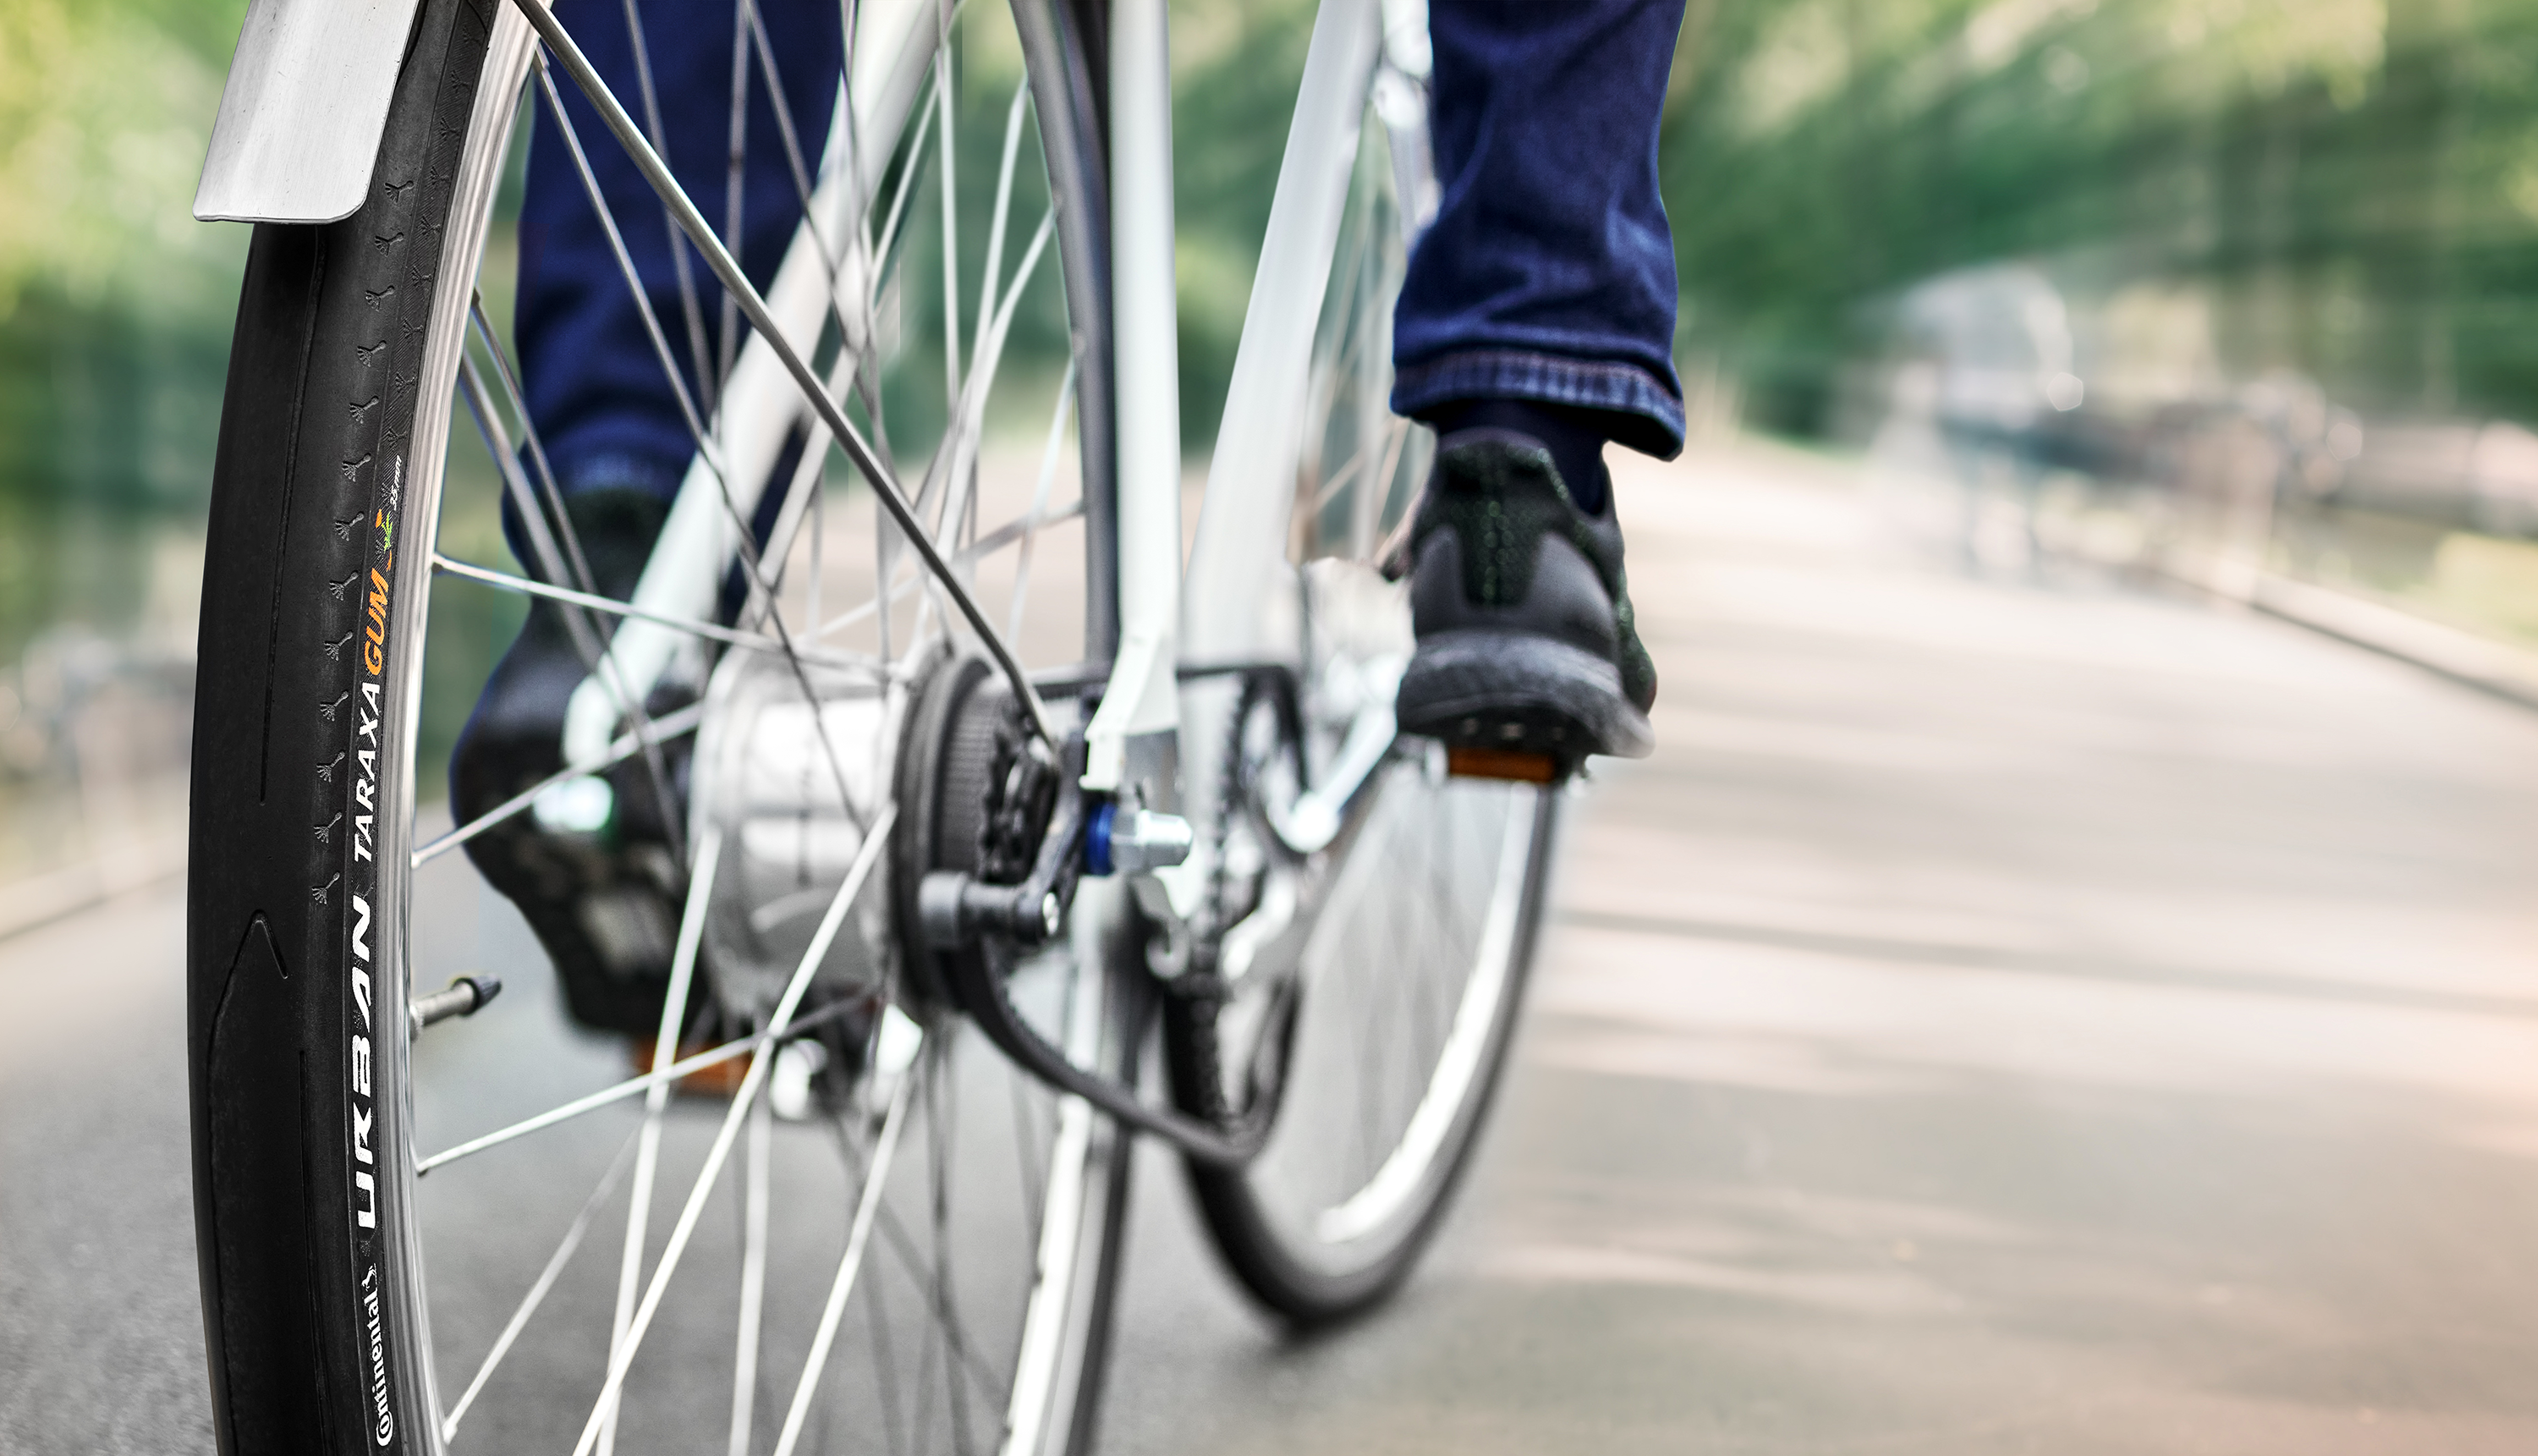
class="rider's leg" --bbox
[453,0,843,1033]
[513,0,843,518]
[1391,0,1687,762]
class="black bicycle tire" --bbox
[1163,788,1561,1326]
[184,1,1131,1450]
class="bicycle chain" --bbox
[1172,672,1290,1128]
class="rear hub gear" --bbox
[892,651,1057,1011]
[689,642,902,1027]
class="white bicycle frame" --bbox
[195,0,1427,816]
[1118,0,1429,807]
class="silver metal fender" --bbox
[194,0,426,224]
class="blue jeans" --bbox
[515,0,841,507]
[1392,0,1689,459]
[514,0,1687,500]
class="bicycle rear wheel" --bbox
[185,2,1134,1452]
[1163,34,1563,1324]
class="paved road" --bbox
[8,442,2538,1453]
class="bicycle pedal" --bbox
[628,1038,752,1098]
[1446,745,1561,783]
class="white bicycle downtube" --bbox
[559,0,946,770]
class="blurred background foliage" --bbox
[0,0,245,664]
[1657,0,2538,651]
[1664,0,2527,434]
[22,0,2538,556]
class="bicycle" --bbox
[184,0,1561,1451]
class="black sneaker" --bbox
[1393,431,1656,762]
[450,486,711,1037]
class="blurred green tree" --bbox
[0,0,246,661]
[1662,0,2538,437]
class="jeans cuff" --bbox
[1392,349,1685,459]
[548,447,689,505]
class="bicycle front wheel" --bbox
[186,1,1134,1452]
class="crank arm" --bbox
[1268,702,1399,855]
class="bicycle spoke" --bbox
[462,286,707,864]
[855,1217,909,1456]
[742,409,838,630]
[807,447,824,640]
[821,1080,1025,1415]
[934,36,960,409]
[597,827,721,1456]
[458,351,691,860]
[412,996,865,1175]
[431,552,886,672]
[519,0,1058,743]
[740,0,879,409]
[532,49,722,475]
[812,489,1079,645]
[926,77,1039,571]
[1009,1074,1048,1244]
[533,44,885,856]
[553,0,883,669]
[922,209,1055,575]
[735,336,866,646]
[821,1104,1016,1451]
[871,69,937,300]
[616,0,720,410]
[860,66,943,670]
[974,80,1032,391]
[1310,418,1411,522]
[567,807,895,1456]
[1006,361,1076,642]
[729,1091,774,1456]
[411,702,705,869]
[469,298,601,595]
[530,45,805,633]
[440,1127,644,1443]
[454,361,605,659]
[926,1052,975,1456]
[718,0,751,393]
[768,1049,919,1456]
[866,1198,1014,1409]
[530,25,876,833]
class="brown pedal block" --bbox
[1447,745,1561,783]
[629,1038,754,1097]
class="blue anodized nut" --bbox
[1083,800,1118,876]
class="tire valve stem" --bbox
[410,974,503,1033]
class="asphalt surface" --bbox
[8,442,2538,1453]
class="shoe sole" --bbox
[1394,630,1655,761]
